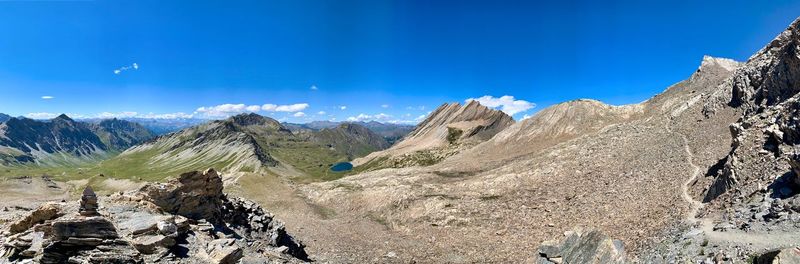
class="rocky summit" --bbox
[0,168,307,263]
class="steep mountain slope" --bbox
[311,123,390,159]
[0,115,156,166]
[444,99,644,172]
[97,113,388,181]
[102,114,285,180]
[0,115,110,165]
[299,20,800,262]
[0,113,10,123]
[88,118,156,150]
[353,100,513,168]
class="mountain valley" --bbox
[3,16,800,264]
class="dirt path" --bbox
[667,118,800,250]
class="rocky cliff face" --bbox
[690,18,800,243]
[352,101,513,168]
[0,168,307,263]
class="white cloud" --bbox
[25,111,195,120]
[113,63,139,75]
[275,103,308,112]
[406,105,426,111]
[25,112,60,119]
[138,112,194,119]
[339,106,347,110]
[347,113,392,122]
[246,105,261,112]
[261,104,276,111]
[381,104,389,108]
[261,103,308,112]
[97,111,138,119]
[196,103,261,117]
[310,85,318,90]
[41,96,54,100]
[345,113,423,124]
[522,114,533,120]
[317,111,326,115]
[466,95,535,116]
[195,102,308,118]
[293,112,306,117]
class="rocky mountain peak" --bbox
[409,101,514,141]
[352,100,513,168]
[53,114,74,122]
[227,113,290,134]
[699,55,740,72]
[229,113,271,126]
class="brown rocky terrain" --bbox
[0,169,307,263]
[298,18,800,263]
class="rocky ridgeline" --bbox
[0,169,307,263]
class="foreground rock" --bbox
[536,228,625,264]
[1,168,308,263]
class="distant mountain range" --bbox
[0,115,155,165]
[82,113,392,180]
[0,113,413,169]
[81,117,207,135]
[284,121,414,145]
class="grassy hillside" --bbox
[0,114,386,184]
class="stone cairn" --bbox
[79,186,99,216]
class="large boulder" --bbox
[8,202,62,234]
[536,228,626,264]
[52,217,119,240]
[139,168,225,222]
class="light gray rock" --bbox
[536,228,625,264]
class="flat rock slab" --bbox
[52,217,119,240]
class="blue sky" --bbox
[1,0,799,123]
